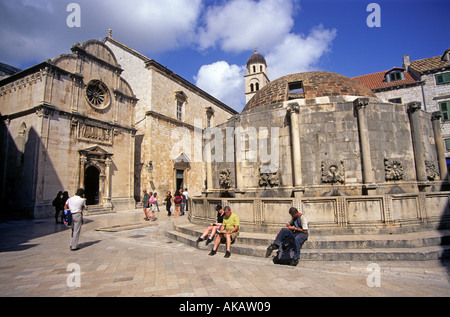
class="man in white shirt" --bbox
[65,188,87,251]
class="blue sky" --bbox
[0,0,448,112]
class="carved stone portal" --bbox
[321,160,345,184]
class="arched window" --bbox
[250,83,254,92]
[256,83,260,91]
[253,66,256,73]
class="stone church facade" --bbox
[0,40,138,218]
[0,34,237,218]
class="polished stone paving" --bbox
[0,209,449,297]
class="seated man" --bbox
[196,205,224,246]
[265,207,308,266]
[208,206,239,258]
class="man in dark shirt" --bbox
[265,207,308,266]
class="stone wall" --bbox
[207,96,445,198]
[190,192,450,234]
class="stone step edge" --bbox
[173,221,450,248]
[166,230,450,261]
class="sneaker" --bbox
[224,251,231,258]
[290,258,299,266]
[208,249,216,256]
[265,244,278,258]
[205,237,213,246]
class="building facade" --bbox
[0,40,138,218]
[104,33,238,202]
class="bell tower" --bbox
[244,48,270,104]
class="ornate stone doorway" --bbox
[79,146,113,208]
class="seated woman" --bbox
[196,205,224,246]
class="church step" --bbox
[84,205,115,216]
[166,229,450,261]
[166,218,450,261]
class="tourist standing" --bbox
[52,191,63,224]
[164,191,172,216]
[173,190,183,218]
[65,188,87,251]
[142,190,150,220]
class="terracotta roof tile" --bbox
[409,55,450,73]
[353,70,418,90]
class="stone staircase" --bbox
[166,217,450,261]
[84,205,115,216]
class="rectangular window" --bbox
[440,101,450,121]
[177,100,183,121]
[288,81,305,100]
[445,139,450,151]
[388,97,402,104]
[435,72,450,85]
[386,71,404,83]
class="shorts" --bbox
[149,203,157,212]
[219,231,239,243]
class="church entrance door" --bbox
[85,166,100,205]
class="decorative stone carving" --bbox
[425,161,439,181]
[259,167,279,188]
[219,168,232,189]
[78,122,113,145]
[384,158,404,181]
[321,160,345,184]
[85,79,111,110]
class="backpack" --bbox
[174,195,182,204]
[272,235,295,265]
[63,209,72,227]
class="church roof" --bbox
[243,71,376,113]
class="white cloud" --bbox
[194,0,336,111]
[198,0,295,52]
[194,61,246,110]
[0,0,203,67]
[266,25,337,79]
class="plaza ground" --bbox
[0,209,449,298]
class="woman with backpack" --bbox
[173,189,183,218]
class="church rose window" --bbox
[85,80,111,110]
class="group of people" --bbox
[60,186,309,266]
[194,204,308,265]
[141,190,159,221]
[195,205,240,258]
[147,188,188,218]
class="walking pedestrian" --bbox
[142,190,150,220]
[64,188,87,251]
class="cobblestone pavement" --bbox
[0,209,449,298]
